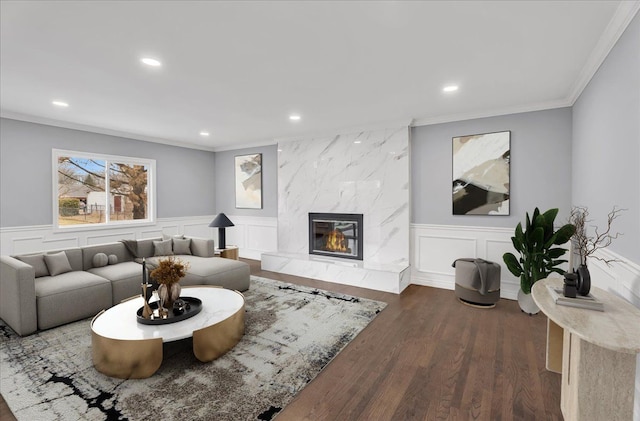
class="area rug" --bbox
[0,276,385,421]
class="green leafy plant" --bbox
[503,208,575,294]
[58,198,80,216]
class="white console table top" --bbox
[532,278,640,354]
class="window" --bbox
[53,149,155,229]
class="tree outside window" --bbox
[54,150,154,228]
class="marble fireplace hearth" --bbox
[261,251,410,294]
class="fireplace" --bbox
[309,213,363,260]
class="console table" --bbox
[532,278,640,421]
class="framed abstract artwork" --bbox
[452,131,510,215]
[235,153,262,209]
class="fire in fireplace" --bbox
[309,213,363,260]
[325,229,348,253]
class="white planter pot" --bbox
[517,288,540,315]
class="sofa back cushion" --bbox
[81,242,132,270]
[136,238,158,258]
[15,248,84,276]
[15,254,49,277]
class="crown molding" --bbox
[211,139,277,152]
[411,99,571,127]
[566,1,640,105]
[273,119,413,144]
[0,111,217,152]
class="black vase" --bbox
[576,264,591,296]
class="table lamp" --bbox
[209,213,234,249]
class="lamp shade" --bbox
[209,213,234,228]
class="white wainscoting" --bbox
[223,215,278,260]
[0,216,217,255]
[411,224,523,300]
[1,215,279,260]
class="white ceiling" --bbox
[1,1,638,151]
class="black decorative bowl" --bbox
[136,297,202,325]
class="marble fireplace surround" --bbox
[261,126,411,294]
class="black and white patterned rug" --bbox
[0,276,385,421]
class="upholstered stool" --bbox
[452,258,501,308]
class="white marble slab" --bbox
[91,287,244,342]
[262,252,410,294]
[277,127,410,266]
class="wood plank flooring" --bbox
[0,258,562,420]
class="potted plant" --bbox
[503,208,575,314]
[568,206,624,295]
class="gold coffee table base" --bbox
[194,304,245,362]
[91,311,163,379]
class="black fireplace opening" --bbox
[309,213,363,260]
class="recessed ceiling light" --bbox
[443,85,459,93]
[52,100,69,107]
[200,131,210,137]
[289,115,301,121]
[141,57,162,67]
[354,140,362,144]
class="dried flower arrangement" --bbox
[150,256,190,285]
[569,205,625,266]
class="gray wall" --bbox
[572,13,640,263]
[214,144,278,217]
[411,107,573,227]
[0,118,216,227]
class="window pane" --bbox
[109,162,149,221]
[57,157,106,225]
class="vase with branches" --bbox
[150,256,189,312]
[568,206,625,295]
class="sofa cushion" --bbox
[82,242,132,270]
[173,238,192,255]
[93,253,109,268]
[89,261,143,303]
[178,256,250,291]
[89,261,141,283]
[35,270,112,330]
[108,254,118,265]
[44,251,73,276]
[190,237,215,257]
[136,238,158,258]
[16,254,49,278]
[153,239,173,256]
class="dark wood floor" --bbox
[1,259,562,420]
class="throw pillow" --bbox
[162,233,184,241]
[153,239,173,256]
[172,238,192,255]
[44,251,73,276]
[120,239,140,257]
[108,254,118,265]
[92,253,109,268]
[15,254,49,278]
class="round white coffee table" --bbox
[91,286,245,379]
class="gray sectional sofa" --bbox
[0,236,250,336]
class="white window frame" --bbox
[53,149,156,231]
